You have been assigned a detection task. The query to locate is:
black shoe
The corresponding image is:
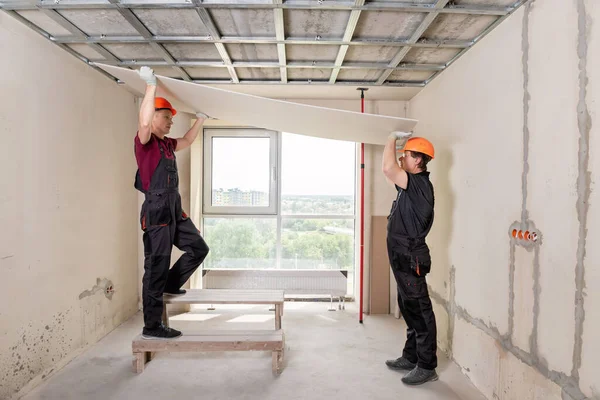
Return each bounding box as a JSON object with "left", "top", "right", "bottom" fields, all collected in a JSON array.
[
  {"left": 385, "top": 357, "right": 417, "bottom": 371},
  {"left": 142, "top": 324, "right": 182, "bottom": 340},
  {"left": 164, "top": 289, "right": 186, "bottom": 296},
  {"left": 401, "top": 366, "right": 439, "bottom": 385}
]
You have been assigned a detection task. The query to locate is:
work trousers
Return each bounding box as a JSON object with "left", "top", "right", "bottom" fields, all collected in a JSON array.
[
  {"left": 390, "top": 253, "right": 438, "bottom": 370},
  {"left": 141, "top": 191, "right": 209, "bottom": 329}
]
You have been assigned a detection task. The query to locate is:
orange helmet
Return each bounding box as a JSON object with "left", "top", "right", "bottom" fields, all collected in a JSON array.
[
  {"left": 400, "top": 137, "right": 434, "bottom": 159},
  {"left": 154, "top": 97, "right": 177, "bottom": 116}
]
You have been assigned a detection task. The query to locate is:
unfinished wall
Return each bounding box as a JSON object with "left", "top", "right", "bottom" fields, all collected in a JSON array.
[
  {"left": 408, "top": 0, "right": 598, "bottom": 399},
  {"left": 0, "top": 12, "right": 139, "bottom": 399}
]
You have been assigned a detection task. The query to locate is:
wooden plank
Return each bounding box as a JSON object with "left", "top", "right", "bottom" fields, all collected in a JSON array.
[
  {"left": 162, "top": 303, "right": 169, "bottom": 328},
  {"left": 133, "top": 352, "right": 146, "bottom": 373},
  {"left": 163, "top": 289, "right": 285, "bottom": 305},
  {"left": 132, "top": 331, "right": 284, "bottom": 353},
  {"left": 272, "top": 331, "right": 285, "bottom": 375},
  {"left": 275, "top": 304, "right": 282, "bottom": 330},
  {"left": 272, "top": 351, "right": 280, "bottom": 374}
]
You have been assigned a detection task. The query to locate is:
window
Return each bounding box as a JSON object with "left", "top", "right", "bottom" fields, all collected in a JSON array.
[
  {"left": 203, "top": 129, "right": 356, "bottom": 279},
  {"left": 280, "top": 133, "right": 356, "bottom": 272},
  {"left": 203, "top": 129, "right": 277, "bottom": 214}
]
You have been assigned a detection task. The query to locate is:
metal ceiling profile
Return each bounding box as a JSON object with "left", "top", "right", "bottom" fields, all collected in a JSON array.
[{"left": 1, "top": 0, "right": 529, "bottom": 88}]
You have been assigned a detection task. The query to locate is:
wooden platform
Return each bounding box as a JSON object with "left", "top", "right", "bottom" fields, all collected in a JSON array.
[
  {"left": 163, "top": 289, "right": 285, "bottom": 305},
  {"left": 132, "top": 330, "right": 285, "bottom": 374},
  {"left": 162, "top": 289, "right": 285, "bottom": 329},
  {"left": 133, "top": 289, "right": 288, "bottom": 375}
]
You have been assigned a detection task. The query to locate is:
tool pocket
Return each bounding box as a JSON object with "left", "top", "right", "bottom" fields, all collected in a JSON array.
[
  {"left": 400, "top": 271, "right": 428, "bottom": 299},
  {"left": 165, "top": 164, "right": 178, "bottom": 189},
  {"left": 143, "top": 196, "right": 171, "bottom": 228},
  {"left": 409, "top": 253, "right": 431, "bottom": 277}
]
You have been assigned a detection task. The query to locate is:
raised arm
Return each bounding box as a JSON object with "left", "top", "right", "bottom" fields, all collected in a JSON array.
[
  {"left": 175, "top": 112, "right": 209, "bottom": 152},
  {"left": 382, "top": 131, "right": 411, "bottom": 189},
  {"left": 137, "top": 66, "right": 157, "bottom": 145}
]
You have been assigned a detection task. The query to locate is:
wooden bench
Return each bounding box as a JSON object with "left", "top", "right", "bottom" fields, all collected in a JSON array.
[
  {"left": 162, "top": 289, "right": 285, "bottom": 330},
  {"left": 132, "top": 330, "right": 285, "bottom": 375}
]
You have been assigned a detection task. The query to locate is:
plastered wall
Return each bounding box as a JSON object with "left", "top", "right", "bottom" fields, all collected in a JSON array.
[
  {"left": 0, "top": 12, "right": 139, "bottom": 399},
  {"left": 408, "top": 1, "right": 598, "bottom": 399}
]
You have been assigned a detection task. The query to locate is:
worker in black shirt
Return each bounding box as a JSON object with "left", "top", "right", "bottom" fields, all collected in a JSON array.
[{"left": 382, "top": 131, "right": 437, "bottom": 385}]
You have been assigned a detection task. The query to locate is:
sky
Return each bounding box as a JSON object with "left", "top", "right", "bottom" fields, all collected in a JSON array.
[{"left": 211, "top": 132, "right": 356, "bottom": 196}]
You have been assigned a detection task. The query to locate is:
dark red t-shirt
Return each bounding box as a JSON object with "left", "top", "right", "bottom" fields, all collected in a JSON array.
[{"left": 134, "top": 133, "right": 178, "bottom": 192}]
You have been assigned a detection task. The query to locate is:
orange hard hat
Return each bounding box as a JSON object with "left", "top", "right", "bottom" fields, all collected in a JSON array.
[
  {"left": 400, "top": 137, "right": 435, "bottom": 159},
  {"left": 154, "top": 97, "right": 177, "bottom": 116}
]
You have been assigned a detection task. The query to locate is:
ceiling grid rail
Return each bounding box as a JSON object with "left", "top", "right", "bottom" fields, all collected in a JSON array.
[
  {"left": 424, "top": 0, "right": 531, "bottom": 86},
  {"left": 51, "top": 36, "right": 474, "bottom": 48},
  {"left": 1, "top": 1, "right": 512, "bottom": 15},
  {"left": 192, "top": 0, "right": 239, "bottom": 83},
  {"left": 0, "top": 0, "right": 531, "bottom": 86},
  {"left": 329, "top": 0, "right": 364, "bottom": 84},
  {"left": 94, "top": 60, "right": 446, "bottom": 71},
  {"left": 107, "top": 0, "right": 191, "bottom": 81},
  {"left": 273, "top": 0, "right": 287, "bottom": 83},
  {"left": 375, "top": 0, "right": 449, "bottom": 85},
  {"left": 1, "top": 8, "right": 121, "bottom": 83}
]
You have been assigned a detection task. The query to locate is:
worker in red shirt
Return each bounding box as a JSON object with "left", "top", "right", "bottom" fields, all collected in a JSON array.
[{"left": 135, "top": 66, "right": 210, "bottom": 340}]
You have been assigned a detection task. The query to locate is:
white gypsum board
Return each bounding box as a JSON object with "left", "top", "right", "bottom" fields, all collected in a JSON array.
[
  {"left": 97, "top": 64, "right": 195, "bottom": 115},
  {"left": 157, "top": 76, "right": 418, "bottom": 145},
  {"left": 97, "top": 64, "right": 418, "bottom": 145}
]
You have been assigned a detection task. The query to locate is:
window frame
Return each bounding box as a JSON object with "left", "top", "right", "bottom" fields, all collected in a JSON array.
[
  {"left": 203, "top": 128, "right": 279, "bottom": 215},
  {"left": 202, "top": 128, "right": 357, "bottom": 274}
]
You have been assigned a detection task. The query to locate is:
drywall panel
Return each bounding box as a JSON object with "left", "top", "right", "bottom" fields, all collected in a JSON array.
[
  {"left": 284, "top": 99, "right": 406, "bottom": 120},
  {"left": 97, "top": 64, "right": 418, "bottom": 145},
  {"left": 0, "top": 12, "right": 138, "bottom": 400},
  {"left": 527, "top": 0, "right": 579, "bottom": 375},
  {"left": 580, "top": 0, "right": 600, "bottom": 397}
]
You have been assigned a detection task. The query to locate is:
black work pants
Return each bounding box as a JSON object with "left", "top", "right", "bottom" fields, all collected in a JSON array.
[
  {"left": 141, "top": 194, "right": 209, "bottom": 329},
  {"left": 390, "top": 253, "right": 438, "bottom": 370}
]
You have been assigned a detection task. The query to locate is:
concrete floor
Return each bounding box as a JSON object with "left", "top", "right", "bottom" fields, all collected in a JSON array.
[{"left": 20, "top": 302, "right": 486, "bottom": 400}]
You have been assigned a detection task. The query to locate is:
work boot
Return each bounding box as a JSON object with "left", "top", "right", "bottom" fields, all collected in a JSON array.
[
  {"left": 142, "top": 324, "right": 182, "bottom": 340},
  {"left": 164, "top": 289, "right": 186, "bottom": 296},
  {"left": 401, "top": 366, "right": 439, "bottom": 385},
  {"left": 385, "top": 357, "right": 416, "bottom": 371}
]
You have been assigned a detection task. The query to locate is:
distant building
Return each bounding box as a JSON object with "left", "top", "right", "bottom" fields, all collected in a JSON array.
[{"left": 213, "top": 188, "right": 267, "bottom": 206}]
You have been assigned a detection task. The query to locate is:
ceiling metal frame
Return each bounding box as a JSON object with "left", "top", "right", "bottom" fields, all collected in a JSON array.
[
  {"left": 51, "top": 36, "right": 473, "bottom": 48},
  {"left": 0, "top": 1, "right": 514, "bottom": 14},
  {"left": 273, "top": 0, "right": 287, "bottom": 83},
  {"left": 1, "top": 0, "right": 530, "bottom": 87},
  {"left": 107, "top": 0, "right": 192, "bottom": 80}
]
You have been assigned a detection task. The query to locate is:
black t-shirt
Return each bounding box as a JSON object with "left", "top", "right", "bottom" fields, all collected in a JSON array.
[{"left": 387, "top": 171, "right": 434, "bottom": 240}]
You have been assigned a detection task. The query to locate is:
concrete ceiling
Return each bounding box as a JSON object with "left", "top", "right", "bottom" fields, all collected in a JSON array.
[{"left": 1, "top": 0, "right": 528, "bottom": 100}]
